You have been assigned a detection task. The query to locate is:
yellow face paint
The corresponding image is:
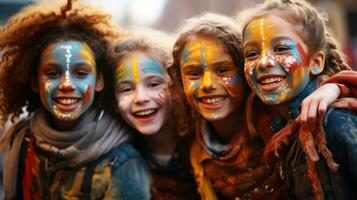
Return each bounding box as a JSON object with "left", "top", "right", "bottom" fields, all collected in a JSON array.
[
  {"left": 180, "top": 35, "right": 246, "bottom": 121},
  {"left": 131, "top": 56, "right": 141, "bottom": 84},
  {"left": 243, "top": 15, "right": 313, "bottom": 105}
]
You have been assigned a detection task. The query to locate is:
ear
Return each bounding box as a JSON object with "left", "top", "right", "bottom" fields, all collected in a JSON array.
[
  {"left": 309, "top": 51, "right": 325, "bottom": 75},
  {"left": 95, "top": 74, "right": 104, "bottom": 92},
  {"left": 31, "top": 75, "right": 39, "bottom": 93}
]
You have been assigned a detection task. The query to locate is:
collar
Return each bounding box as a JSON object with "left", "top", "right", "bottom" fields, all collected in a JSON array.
[{"left": 271, "top": 78, "right": 318, "bottom": 132}]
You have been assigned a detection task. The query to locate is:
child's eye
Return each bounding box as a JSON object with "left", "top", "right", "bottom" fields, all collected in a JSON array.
[
  {"left": 74, "top": 70, "right": 88, "bottom": 79},
  {"left": 245, "top": 50, "right": 259, "bottom": 60},
  {"left": 216, "top": 67, "right": 229, "bottom": 75},
  {"left": 148, "top": 81, "right": 162, "bottom": 88},
  {"left": 274, "top": 45, "right": 290, "bottom": 53},
  {"left": 119, "top": 87, "right": 132, "bottom": 93},
  {"left": 46, "top": 71, "right": 60, "bottom": 79},
  {"left": 186, "top": 70, "right": 202, "bottom": 79}
]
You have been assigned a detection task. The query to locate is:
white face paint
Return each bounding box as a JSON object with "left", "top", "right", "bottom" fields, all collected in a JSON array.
[{"left": 114, "top": 51, "right": 171, "bottom": 135}]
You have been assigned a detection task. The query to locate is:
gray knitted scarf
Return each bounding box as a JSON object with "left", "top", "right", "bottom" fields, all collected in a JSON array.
[{"left": 2, "top": 107, "right": 129, "bottom": 199}]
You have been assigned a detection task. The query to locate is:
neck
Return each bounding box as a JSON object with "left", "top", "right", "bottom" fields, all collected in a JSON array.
[
  {"left": 142, "top": 120, "right": 177, "bottom": 156},
  {"left": 271, "top": 103, "right": 290, "bottom": 121},
  {"left": 211, "top": 107, "right": 246, "bottom": 144}
]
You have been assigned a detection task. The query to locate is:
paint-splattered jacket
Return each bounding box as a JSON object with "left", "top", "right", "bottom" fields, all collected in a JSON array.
[
  {"left": 264, "top": 78, "right": 357, "bottom": 200},
  {"left": 190, "top": 119, "right": 286, "bottom": 200},
  {"left": 11, "top": 125, "right": 150, "bottom": 200}
]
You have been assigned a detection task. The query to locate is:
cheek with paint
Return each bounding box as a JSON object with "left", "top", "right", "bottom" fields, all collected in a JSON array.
[
  {"left": 183, "top": 79, "right": 200, "bottom": 106},
  {"left": 217, "top": 72, "right": 240, "bottom": 99},
  {"left": 39, "top": 79, "right": 56, "bottom": 109},
  {"left": 75, "top": 76, "right": 96, "bottom": 104}
]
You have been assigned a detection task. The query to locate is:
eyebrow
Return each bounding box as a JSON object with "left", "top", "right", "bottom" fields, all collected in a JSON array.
[
  {"left": 271, "top": 36, "right": 295, "bottom": 44},
  {"left": 243, "top": 40, "right": 259, "bottom": 50},
  {"left": 212, "top": 61, "right": 234, "bottom": 67},
  {"left": 182, "top": 63, "right": 204, "bottom": 71}
]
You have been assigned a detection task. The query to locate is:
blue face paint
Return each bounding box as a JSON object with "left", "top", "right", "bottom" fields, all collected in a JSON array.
[
  {"left": 141, "top": 59, "right": 165, "bottom": 75},
  {"left": 38, "top": 40, "right": 97, "bottom": 121}
]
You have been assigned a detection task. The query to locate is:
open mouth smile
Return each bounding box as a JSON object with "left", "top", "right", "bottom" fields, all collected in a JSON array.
[
  {"left": 53, "top": 97, "right": 81, "bottom": 111},
  {"left": 258, "top": 75, "right": 286, "bottom": 92},
  {"left": 132, "top": 108, "right": 159, "bottom": 123},
  {"left": 199, "top": 95, "right": 226, "bottom": 109}
]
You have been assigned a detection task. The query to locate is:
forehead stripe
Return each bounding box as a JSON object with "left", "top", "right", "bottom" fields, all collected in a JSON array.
[
  {"left": 131, "top": 56, "right": 140, "bottom": 84},
  {"left": 260, "top": 18, "right": 267, "bottom": 55}
]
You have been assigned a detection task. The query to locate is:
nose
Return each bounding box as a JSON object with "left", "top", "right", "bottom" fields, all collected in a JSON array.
[
  {"left": 200, "top": 70, "right": 217, "bottom": 92},
  {"left": 59, "top": 72, "right": 76, "bottom": 92},
  {"left": 133, "top": 86, "right": 150, "bottom": 105},
  {"left": 257, "top": 53, "right": 276, "bottom": 70}
]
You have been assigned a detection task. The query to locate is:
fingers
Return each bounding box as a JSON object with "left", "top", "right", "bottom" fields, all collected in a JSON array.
[
  {"left": 300, "top": 98, "right": 309, "bottom": 130},
  {"left": 317, "top": 101, "right": 328, "bottom": 122},
  {"left": 307, "top": 100, "right": 318, "bottom": 132}
]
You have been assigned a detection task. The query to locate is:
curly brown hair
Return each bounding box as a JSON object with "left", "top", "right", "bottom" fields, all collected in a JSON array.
[
  {"left": 0, "top": 0, "right": 125, "bottom": 126},
  {"left": 168, "top": 13, "right": 248, "bottom": 136}
]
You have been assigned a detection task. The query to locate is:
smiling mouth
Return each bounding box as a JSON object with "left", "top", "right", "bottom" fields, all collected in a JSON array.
[
  {"left": 53, "top": 97, "right": 81, "bottom": 111},
  {"left": 132, "top": 108, "right": 159, "bottom": 122},
  {"left": 199, "top": 96, "right": 226, "bottom": 109},
  {"left": 258, "top": 76, "right": 286, "bottom": 92}
]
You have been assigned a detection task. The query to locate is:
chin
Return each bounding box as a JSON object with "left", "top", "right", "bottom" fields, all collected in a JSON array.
[
  {"left": 136, "top": 126, "right": 161, "bottom": 135},
  {"left": 201, "top": 112, "right": 229, "bottom": 122}
]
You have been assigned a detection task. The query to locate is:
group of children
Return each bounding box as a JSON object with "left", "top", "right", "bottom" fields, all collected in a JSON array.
[{"left": 0, "top": 0, "right": 355, "bottom": 199}]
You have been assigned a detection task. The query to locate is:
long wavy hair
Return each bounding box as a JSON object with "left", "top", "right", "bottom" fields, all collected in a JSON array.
[
  {"left": 237, "top": 1, "right": 352, "bottom": 199},
  {"left": 168, "top": 13, "right": 248, "bottom": 136},
  {"left": 0, "top": 0, "right": 125, "bottom": 126}
]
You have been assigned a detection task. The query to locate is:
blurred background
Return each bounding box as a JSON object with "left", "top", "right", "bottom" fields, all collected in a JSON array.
[
  {"left": 0, "top": 0, "right": 356, "bottom": 197},
  {"left": 1, "top": 0, "right": 356, "bottom": 69}
]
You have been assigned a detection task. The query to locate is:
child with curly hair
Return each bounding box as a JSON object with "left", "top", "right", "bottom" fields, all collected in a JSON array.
[{"left": 0, "top": 0, "right": 150, "bottom": 199}]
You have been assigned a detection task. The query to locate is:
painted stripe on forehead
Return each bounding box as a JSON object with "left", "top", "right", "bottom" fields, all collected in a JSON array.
[
  {"left": 131, "top": 56, "right": 140, "bottom": 84},
  {"left": 260, "top": 18, "right": 267, "bottom": 55},
  {"left": 141, "top": 59, "right": 165, "bottom": 75},
  {"left": 115, "top": 63, "right": 126, "bottom": 83},
  {"left": 200, "top": 42, "right": 207, "bottom": 68},
  {"left": 80, "top": 43, "right": 96, "bottom": 67},
  {"left": 60, "top": 44, "right": 73, "bottom": 71}
]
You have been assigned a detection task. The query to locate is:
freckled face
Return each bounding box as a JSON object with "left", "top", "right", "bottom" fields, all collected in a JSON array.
[
  {"left": 243, "top": 15, "right": 313, "bottom": 105},
  {"left": 37, "top": 40, "right": 98, "bottom": 121},
  {"left": 115, "top": 52, "right": 170, "bottom": 135},
  {"left": 180, "top": 35, "right": 245, "bottom": 121}
]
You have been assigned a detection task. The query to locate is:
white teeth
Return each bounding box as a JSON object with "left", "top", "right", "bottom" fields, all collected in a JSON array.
[
  {"left": 135, "top": 109, "right": 156, "bottom": 116},
  {"left": 261, "top": 77, "right": 284, "bottom": 84},
  {"left": 202, "top": 97, "right": 224, "bottom": 104},
  {"left": 57, "top": 98, "right": 78, "bottom": 105}
]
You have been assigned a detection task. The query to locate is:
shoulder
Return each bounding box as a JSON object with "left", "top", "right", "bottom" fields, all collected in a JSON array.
[
  {"left": 109, "top": 143, "right": 145, "bottom": 166},
  {"left": 323, "top": 108, "right": 357, "bottom": 149},
  {"left": 323, "top": 108, "right": 356, "bottom": 135}
]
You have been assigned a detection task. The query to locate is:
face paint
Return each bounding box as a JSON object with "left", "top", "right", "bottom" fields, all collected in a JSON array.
[
  {"left": 180, "top": 35, "right": 246, "bottom": 121},
  {"left": 38, "top": 40, "right": 97, "bottom": 121},
  {"left": 243, "top": 15, "right": 312, "bottom": 105},
  {"left": 115, "top": 52, "right": 170, "bottom": 135}
]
